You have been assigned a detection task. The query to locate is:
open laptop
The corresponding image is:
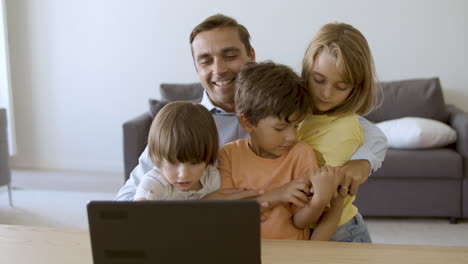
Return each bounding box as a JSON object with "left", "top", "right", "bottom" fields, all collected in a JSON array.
[{"left": 87, "top": 200, "right": 261, "bottom": 264}]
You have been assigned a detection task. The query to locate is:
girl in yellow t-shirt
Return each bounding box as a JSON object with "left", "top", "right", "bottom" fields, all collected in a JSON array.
[{"left": 298, "top": 23, "right": 379, "bottom": 242}]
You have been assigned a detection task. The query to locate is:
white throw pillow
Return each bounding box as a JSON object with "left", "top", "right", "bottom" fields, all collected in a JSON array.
[{"left": 376, "top": 117, "right": 457, "bottom": 149}]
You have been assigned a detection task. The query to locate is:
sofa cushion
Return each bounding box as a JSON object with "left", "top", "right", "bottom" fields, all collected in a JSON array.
[
  {"left": 376, "top": 117, "right": 457, "bottom": 149},
  {"left": 149, "top": 83, "right": 204, "bottom": 118},
  {"left": 365, "top": 78, "right": 450, "bottom": 124},
  {"left": 160, "top": 83, "right": 204, "bottom": 102},
  {"left": 148, "top": 99, "right": 169, "bottom": 118},
  {"left": 372, "top": 148, "right": 463, "bottom": 179}
]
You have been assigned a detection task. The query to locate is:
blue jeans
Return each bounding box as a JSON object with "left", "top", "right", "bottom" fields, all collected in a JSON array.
[{"left": 330, "top": 213, "right": 372, "bottom": 243}]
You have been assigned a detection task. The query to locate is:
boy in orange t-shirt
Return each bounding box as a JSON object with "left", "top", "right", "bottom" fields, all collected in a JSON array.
[{"left": 218, "top": 61, "right": 339, "bottom": 240}]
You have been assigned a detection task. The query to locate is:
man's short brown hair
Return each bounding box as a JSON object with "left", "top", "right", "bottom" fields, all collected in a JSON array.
[
  {"left": 148, "top": 101, "right": 219, "bottom": 166},
  {"left": 235, "top": 61, "right": 312, "bottom": 125},
  {"left": 190, "top": 14, "right": 252, "bottom": 54}
]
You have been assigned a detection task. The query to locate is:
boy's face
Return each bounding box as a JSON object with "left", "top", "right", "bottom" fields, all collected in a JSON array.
[
  {"left": 191, "top": 27, "right": 255, "bottom": 112},
  {"left": 242, "top": 114, "right": 302, "bottom": 159},
  {"left": 159, "top": 160, "right": 207, "bottom": 191}
]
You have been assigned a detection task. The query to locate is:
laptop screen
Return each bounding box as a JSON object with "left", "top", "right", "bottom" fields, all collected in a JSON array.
[{"left": 87, "top": 200, "right": 261, "bottom": 264}]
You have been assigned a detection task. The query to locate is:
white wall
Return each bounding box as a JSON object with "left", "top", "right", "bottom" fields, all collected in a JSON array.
[{"left": 6, "top": 0, "right": 468, "bottom": 173}]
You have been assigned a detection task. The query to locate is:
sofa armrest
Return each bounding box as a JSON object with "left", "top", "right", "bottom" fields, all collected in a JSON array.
[
  {"left": 447, "top": 104, "right": 468, "bottom": 158},
  {"left": 122, "top": 112, "right": 153, "bottom": 181},
  {"left": 0, "top": 108, "right": 11, "bottom": 186}
]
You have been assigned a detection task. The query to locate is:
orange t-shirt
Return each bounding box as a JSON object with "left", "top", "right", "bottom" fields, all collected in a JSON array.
[{"left": 218, "top": 139, "right": 318, "bottom": 240}]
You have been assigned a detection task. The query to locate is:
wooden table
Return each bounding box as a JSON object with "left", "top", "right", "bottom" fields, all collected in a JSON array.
[{"left": 1, "top": 224, "right": 467, "bottom": 264}]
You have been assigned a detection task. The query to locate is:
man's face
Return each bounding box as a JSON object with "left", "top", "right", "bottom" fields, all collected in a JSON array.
[{"left": 191, "top": 27, "right": 255, "bottom": 112}]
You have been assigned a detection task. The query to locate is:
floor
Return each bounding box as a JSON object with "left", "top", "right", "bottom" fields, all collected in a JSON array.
[{"left": 3, "top": 169, "right": 468, "bottom": 246}]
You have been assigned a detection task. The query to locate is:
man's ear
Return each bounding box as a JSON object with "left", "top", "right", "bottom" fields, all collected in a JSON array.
[
  {"left": 238, "top": 114, "right": 254, "bottom": 133},
  {"left": 191, "top": 47, "right": 200, "bottom": 73},
  {"left": 192, "top": 58, "right": 199, "bottom": 73},
  {"left": 248, "top": 48, "right": 256, "bottom": 62}
]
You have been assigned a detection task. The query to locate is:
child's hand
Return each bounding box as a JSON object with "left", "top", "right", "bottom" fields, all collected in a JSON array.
[
  {"left": 310, "top": 166, "right": 338, "bottom": 207},
  {"left": 275, "top": 178, "right": 312, "bottom": 207}
]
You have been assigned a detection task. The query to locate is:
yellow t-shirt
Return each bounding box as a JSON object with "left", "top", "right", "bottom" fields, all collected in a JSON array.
[
  {"left": 297, "top": 113, "right": 363, "bottom": 226},
  {"left": 218, "top": 139, "right": 318, "bottom": 240}
]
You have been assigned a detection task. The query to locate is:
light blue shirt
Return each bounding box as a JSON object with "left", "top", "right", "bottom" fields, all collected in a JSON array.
[{"left": 115, "top": 91, "right": 387, "bottom": 201}]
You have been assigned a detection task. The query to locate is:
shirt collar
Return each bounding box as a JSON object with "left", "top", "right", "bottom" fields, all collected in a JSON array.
[{"left": 200, "top": 90, "right": 228, "bottom": 114}]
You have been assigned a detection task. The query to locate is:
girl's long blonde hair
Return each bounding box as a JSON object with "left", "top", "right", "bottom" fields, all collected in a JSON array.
[{"left": 302, "top": 22, "right": 380, "bottom": 115}]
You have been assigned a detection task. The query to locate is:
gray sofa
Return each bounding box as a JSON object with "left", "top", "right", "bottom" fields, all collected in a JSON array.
[
  {"left": 123, "top": 78, "right": 468, "bottom": 222},
  {"left": 0, "top": 108, "right": 12, "bottom": 206},
  {"left": 354, "top": 78, "right": 468, "bottom": 223}
]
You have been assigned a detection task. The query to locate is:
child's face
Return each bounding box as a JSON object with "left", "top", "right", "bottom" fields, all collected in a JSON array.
[
  {"left": 308, "top": 52, "right": 353, "bottom": 113},
  {"left": 160, "top": 160, "right": 207, "bottom": 191},
  {"left": 247, "top": 115, "right": 301, "bottom": 159}
]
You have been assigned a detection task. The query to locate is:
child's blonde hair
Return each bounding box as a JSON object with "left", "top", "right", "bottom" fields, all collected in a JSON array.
[
  {"left": 148, "top": 101, "right": 219, "bottom": 166},
  {"left": 302, "top": 22, "right": 379, "bottom": 115}
]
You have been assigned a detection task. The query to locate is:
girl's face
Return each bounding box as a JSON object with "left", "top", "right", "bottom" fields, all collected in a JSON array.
[
  {"left": 160, "top": 160, "right": 207, "bottom": 191},
  {"left": 308, "top": 52, "right": 353, "bottom": 113}
]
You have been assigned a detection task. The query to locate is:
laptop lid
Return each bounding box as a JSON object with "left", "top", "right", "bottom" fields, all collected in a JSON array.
[{"left": 87, "top": 200, "right": 261, "bottom": 264}]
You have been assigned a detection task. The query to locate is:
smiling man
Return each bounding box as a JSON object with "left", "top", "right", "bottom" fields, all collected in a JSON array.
[
  {"left": 115, "top": 14, "right": 387, "bottom": 203},
  {"left": 191, "top": 26, "right": 255, "bottom": 112}
]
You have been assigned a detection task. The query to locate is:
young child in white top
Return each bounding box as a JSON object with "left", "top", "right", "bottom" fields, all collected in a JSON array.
[{"left": 134, "top": 101, "right": 220, "bottom": 201}]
